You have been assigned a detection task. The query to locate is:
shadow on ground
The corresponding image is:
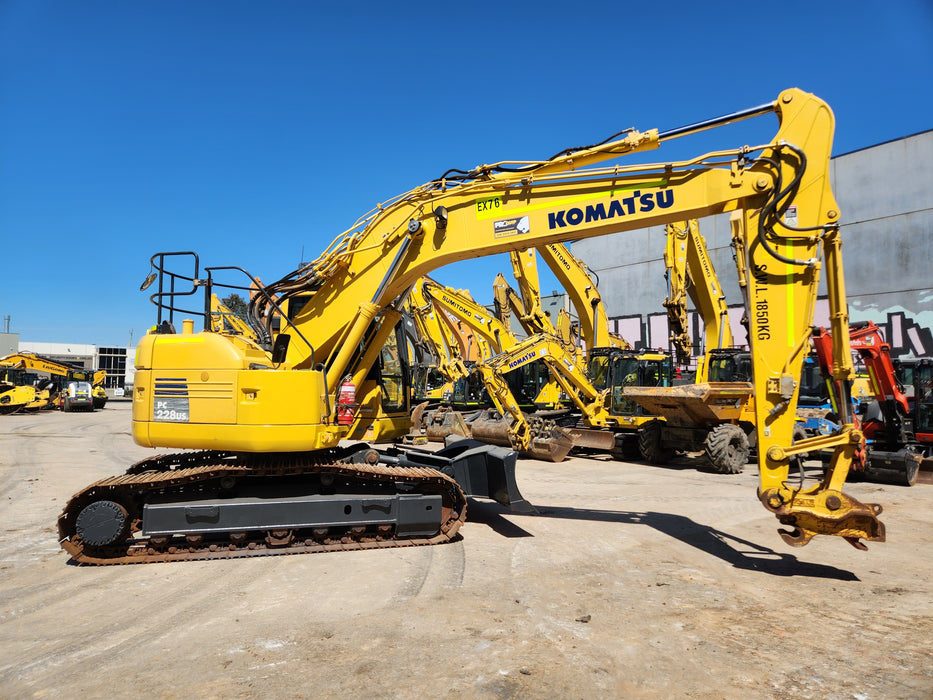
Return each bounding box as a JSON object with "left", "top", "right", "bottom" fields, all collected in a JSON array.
[{"left": 467, "top": 500, "right": 859, "bottom": 581}]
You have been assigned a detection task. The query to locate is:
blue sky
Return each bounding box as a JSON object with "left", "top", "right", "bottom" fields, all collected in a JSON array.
[{"left": 2, "top": 0, "right": 931, "bottom": 347}]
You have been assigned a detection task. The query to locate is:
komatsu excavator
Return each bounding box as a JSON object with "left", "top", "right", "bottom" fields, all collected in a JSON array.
[
  {"left": 421, "top": 278, "right": 560, "bottom": 410},
  {"left": 467, "top": 244, "right": 665, "bottom": 461},
  {"left": 58, "top": 89, "right": 885, "bottom": 564},
  {"left": 411, "top": 276, "right": 571, "bottom": 451}
]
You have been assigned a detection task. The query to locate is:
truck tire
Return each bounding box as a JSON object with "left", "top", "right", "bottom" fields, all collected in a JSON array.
[
  {"left": 638, "top": 421, "right": 673, "bottom": 464},
  {"left": 704, "top": 423, "right": 748, "bottom": 474},
  {"left": 611, "top": 434, "right": 641, "bottom": 461}
]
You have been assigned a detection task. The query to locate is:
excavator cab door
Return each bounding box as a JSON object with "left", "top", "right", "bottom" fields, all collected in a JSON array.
[{"left": 378, "top": 323, "right": 410, "bottom": 414}]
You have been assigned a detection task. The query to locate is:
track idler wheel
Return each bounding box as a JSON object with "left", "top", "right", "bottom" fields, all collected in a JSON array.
[{"left": 74, "top": 500, "right": 131, "bottom": 547}]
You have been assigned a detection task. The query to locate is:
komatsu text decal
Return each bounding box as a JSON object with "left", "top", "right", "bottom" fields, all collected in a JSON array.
[
  {"left": 548, "top": 189, "right": 675, "bottom": 229},
  {"left": 508, "top": 349, "right": 540, "bottom": 370}
]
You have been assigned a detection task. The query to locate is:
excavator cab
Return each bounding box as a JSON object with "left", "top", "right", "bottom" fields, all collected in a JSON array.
[
  {"left": 375, "top": 325, "right": 409, "bottom": 415},
  {"left": 610, "top": 352, "right": 673, "bottom": 416},
  {"left": 411, "top": 364, "right": 449, "bottom": 404},
  {"left": 706, "top": 349, "right": 752, "bottom": 383},
  {"left": 448, "top": 362, "right": 548, "bottom": 411},
  {"left": 798, "top": 354, "right": 829, "bottom": 407},
  {"left": 586, "top": 348, "right": 672, "bottom": 417}
]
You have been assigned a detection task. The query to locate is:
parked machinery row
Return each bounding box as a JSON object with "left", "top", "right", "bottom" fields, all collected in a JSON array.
[{"left": 0, "top": 352, "right": 107, "bottom": 413}]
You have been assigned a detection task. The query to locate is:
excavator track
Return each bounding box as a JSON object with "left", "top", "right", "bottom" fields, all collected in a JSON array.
[{"left": 58, "top": 450, "right": 467, "bottom": 565}]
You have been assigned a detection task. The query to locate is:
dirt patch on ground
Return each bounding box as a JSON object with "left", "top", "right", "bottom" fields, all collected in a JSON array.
[{"left": 1, "top": 403, "right": 930, "bottom": 698}]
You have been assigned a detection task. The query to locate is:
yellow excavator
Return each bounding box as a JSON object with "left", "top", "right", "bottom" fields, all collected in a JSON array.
[
  {"left": 406, "top": 278, "right": 471, "bottom": 404},
  {"left": 411, "top": 277, "right": 569, "bottom": 449},
  {"left": 0, "top": 352, "right": 107, "bottom": 410},
  {"left": 58, "top": 89, "right": 885, "bottom": 564},
  {"left": 463, "top": 243, "right": 665, "bottom": 461},
  {"left": 0, "top": 365, "right": 55, "bottom": 413},
  {"left": 421, "top": 278, "right": 561, "bottom": 410}
]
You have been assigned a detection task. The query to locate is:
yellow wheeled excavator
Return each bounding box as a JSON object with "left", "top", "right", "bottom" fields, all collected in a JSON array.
[
  {"left": 623, "top": 217, "right": 763, "bottom": 473},
  {"left": 58, "top": 88, "right": 885, "bottom": 565}
]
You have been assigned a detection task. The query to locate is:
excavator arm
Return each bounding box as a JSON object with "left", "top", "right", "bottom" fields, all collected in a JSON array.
[
  {"left": 133, "top": 88, "right": 883, "bottom": 549},
  {"left": 849, "top": 321, "right": 912, "bottom": 418},
  {"left": 537, "top": 243, "right": 629, "bottom": 351},
  {"left": 422, "top": 277, "right": 563, "bottom": 410},
  {"left": 495, "top": 253, "right": 580, "bottom": 361},
  {"left": 662, "top": 219, "right": 734, "bottom": 373},
  {"left": 662, "top": 221, "right": 694, "bottom": 366},
  {"left": 408, "top": 279, "right": 471, "bottom": 382},
  {"left": 422, "top": 279, "right": 515, "bottom": 354}
]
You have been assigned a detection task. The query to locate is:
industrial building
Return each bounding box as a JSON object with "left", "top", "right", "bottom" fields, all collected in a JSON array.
[{"left": 0, "top": 332, "right": 134, "bottom": 393}]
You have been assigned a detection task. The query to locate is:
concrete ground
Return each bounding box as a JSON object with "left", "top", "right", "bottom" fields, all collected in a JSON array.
[{"left": 1, "top": 402, "right": 930, "bottom": 699}]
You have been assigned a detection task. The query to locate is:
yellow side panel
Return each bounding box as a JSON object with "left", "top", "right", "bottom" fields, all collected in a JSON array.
[
  {"left": 236, "top": 370, "right": 325, "bottom": 425},
  {"left": 133, "top": 367, "right": 337, "bottom": 452}
]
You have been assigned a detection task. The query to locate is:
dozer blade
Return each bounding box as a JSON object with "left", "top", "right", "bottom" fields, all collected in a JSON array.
[
  {"left": 864, "top": 448, "right": 922, "bottom": 486},
  {"left": 437, "top": 437, "right": 533, "bottom": 513}
]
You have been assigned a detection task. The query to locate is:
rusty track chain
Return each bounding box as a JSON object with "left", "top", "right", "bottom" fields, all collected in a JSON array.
[{"left": 58, "top": 450, "right": 467, "bottom": 565}]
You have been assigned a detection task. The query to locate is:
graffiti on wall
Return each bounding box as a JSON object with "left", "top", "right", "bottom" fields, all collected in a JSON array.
[{"left": 610, "top": 298, "right": 933, "bottom": 362}]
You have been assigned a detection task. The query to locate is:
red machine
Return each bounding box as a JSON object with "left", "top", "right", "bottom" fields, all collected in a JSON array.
[{"left": 811, "top": 322, "right": 925, "bottom": 485}]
